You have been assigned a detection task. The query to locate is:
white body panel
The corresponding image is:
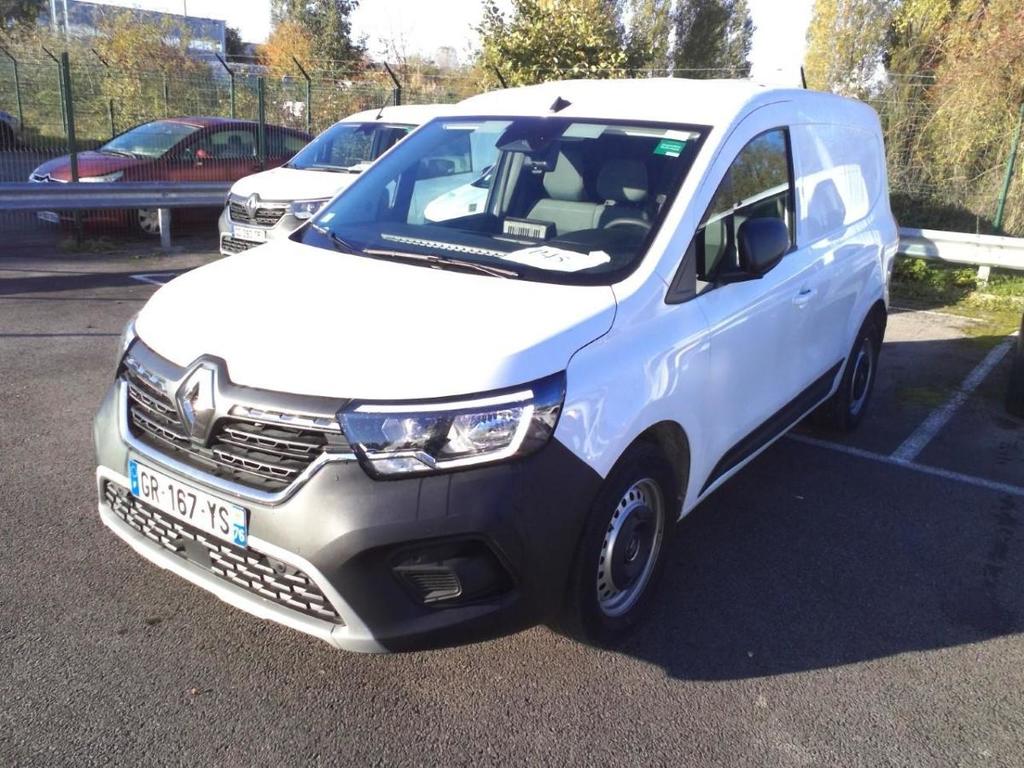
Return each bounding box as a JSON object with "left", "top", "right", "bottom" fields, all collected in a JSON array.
[
  {"left": 228, "top": 165, "right": 360, "bottom": 201},
  {"left": 143, "top": 79, "right": 898, "bottom": 516}
]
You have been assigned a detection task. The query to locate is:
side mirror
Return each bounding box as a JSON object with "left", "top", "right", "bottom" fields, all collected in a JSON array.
[
  {"left": 195, "top": 148, "right": 210, "bottom": 162},
  {"left": 737, "top": 217, "right": 790, "bottom": 277}
]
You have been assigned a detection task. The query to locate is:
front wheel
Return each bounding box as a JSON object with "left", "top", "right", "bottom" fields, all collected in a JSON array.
[
  {"left": 561, "top": 443, "right": 677, "bottom": 645},
  {"left": 133, "top": 208, "right": 162, "bottom": 237}
]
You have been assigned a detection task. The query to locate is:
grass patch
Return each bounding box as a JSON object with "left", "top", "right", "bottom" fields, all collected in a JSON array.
[{"left": 891, "top": 257, "right": 1023, "bottom": 341}]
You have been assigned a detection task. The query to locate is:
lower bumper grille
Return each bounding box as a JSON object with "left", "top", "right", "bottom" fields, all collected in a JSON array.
[
  {"left": 104, "top": 480, "right": 342, "bottom": 623},
  {"left": 220, "top": 235, "right": 261, "bottom": 254}
]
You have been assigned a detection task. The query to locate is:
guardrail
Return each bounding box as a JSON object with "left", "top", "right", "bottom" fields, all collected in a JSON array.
[
  {"left": 897, "top": 227, "right": 1024, "bottom": 274},
  {"left": 0, "top": 181, "right": 231, "bottom": 249}
]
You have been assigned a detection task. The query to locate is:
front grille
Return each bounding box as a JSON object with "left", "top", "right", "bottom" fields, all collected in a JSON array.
[
  {"left": 104, "top": 481, "right": 342, "bottom": 623},
  {"left": 229, "top": 201, "right": 286, "bottom": 227},
  {"left": 122, "top": 354, "right": 350, "bottom": 493},
  {"left": 220, "top": 235, "right": 260, "bottom": 254}
]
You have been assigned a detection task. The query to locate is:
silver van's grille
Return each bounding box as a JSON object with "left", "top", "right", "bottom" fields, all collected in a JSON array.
[
  {"left": 104, "top": 481, "right": 342, "bottom": 623},
  {"left": 121, "top": 353, "right": 349, "bottom": 493},
  {"left": 229, "top": 201, "right": 286, "bottom": 227}
]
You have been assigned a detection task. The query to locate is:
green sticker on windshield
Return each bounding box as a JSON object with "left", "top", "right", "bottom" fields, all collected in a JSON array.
[{"left": 653, "top": 138, "right": 686, "bottom": 158}]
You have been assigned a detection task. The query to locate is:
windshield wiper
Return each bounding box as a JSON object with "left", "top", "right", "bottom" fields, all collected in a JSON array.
[
  {"left": 311, "top": 223, "right": 362, "bottom": 254},
  {"left": 362, "top": 248, "right": 519, "bottom": 279},
  {"left": 101, "top": 149, "right": 136, "bottom": 158}
]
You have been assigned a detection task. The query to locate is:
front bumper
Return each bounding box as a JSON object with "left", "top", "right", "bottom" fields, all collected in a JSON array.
[
  {"left": 93, "top": 379, "right": 601, "bottom": 652},
  {"left": 218, "top": 204, "right": 304, "bottom": 255}
]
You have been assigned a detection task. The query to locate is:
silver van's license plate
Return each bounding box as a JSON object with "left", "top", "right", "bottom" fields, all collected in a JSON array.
[
  {"left": 233, "top": 225, "right": 266, "bottom": 242},
  {"left": 129, "top": 459, "right": 248, "bottom": 547}
]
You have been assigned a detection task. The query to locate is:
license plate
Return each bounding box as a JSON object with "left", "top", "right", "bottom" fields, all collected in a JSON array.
[
  {"left": 129, "top": 460, "right": 248, "bottom": 547},
  {"left": 233, "top": 225, "right": 267, "bottom": 242},
  {"left": 37, "top": 211, "right": 60, "bottom": 223}
]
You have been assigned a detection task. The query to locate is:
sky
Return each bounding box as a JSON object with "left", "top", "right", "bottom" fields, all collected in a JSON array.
[{"left": 92, "top": 0, "right": 814, "bottom": 86}]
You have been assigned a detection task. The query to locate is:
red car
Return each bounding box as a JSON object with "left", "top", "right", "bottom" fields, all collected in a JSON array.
[{"left": 29, "top": 116, "right": 312, "bottom": 235}]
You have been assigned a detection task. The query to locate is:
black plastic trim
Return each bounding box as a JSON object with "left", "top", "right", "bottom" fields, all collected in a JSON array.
[{"left": 700, "top": 359, "right": 844, "bottom": 494}]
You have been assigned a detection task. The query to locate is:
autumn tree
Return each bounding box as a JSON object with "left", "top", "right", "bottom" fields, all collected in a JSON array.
[
  {"left": 271, "top": 0, "right": 363, "bottom": 66},
  {"left": 674, "top": 0, "right": 753, "bottom": 77},
  {"left": 804, "top": 0, "right": 892, "bottom": 96},
  {"left": 476, "top": 0, "right": 628, "bottom": 86}
]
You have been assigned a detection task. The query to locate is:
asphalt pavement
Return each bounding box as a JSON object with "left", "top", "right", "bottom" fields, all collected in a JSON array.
[{"left": 1, "top": 251, "right": 1022, "bottom": 767}]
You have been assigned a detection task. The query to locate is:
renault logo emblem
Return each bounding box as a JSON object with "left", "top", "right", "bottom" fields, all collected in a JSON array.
[
  {"left": 177, "top": 366, "right": 216, "bottom": 445},
  {"left": 244, "top": 193, "right": 259, "bottom": 219}
]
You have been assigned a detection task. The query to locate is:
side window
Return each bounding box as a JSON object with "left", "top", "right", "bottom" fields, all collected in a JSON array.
[
  {"left": 268, "top": 130, "right": 308, "bottom": 158},
  {"left": 202, "top": 129, "right": 256, "bottom": 160},
  {"left": 695, "top": 129, "right": 793, "bottom": 283}
]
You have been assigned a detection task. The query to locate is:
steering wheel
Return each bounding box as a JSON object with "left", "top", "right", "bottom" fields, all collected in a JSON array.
[{"left": 604, "top": 218, "right": 652, "bottom": 233}]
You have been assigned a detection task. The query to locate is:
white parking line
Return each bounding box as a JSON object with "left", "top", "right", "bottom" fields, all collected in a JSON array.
[
  {"left": 789, "top": 433, "right": 1024, "bottom": 499},
  {"left": 890, "top": 337, "right": 1017, "bottom": 462},
  {"left": 131, "top": 273, "right": 177, "bottom": 286}
]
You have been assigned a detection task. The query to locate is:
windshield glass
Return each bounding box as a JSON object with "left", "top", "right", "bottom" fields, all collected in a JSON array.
[
  {"left": 288, "top": 121, "right": 413, "bottom": 171},
  {"left": 101, "top": 120, "right": 199, "bottom": 158},
  {"left": 301, "top": 116, "right": 706, "bottom": 284}
]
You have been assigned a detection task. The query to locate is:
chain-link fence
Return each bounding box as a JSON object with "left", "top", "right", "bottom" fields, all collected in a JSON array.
[{"left": 0, "top": 53, "right": 1021, "bottom": 244}]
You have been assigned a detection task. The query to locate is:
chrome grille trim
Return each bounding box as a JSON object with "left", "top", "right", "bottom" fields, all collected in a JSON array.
[
  {"left": 229, "top": 199, "right": 287, "bottom": 227},
  {"left": 103, "top": 480, "right": 343, "bottom": 623},
  {"left": 118, "top": 342, "right": 357, "bottom": 504}
]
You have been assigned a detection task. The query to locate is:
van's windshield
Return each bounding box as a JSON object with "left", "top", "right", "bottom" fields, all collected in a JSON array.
[
  {"left": 286, "top": 122, "right": 413, "bottom": 172},
  {"left": 299, "top": 116, "right": 707, "bottom": 285}
]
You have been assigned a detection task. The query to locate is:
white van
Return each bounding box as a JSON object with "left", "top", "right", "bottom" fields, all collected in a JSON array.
[
  {"left": 95, "top": 79, "right": 898, "bottom": 652},
  {"left": 218, "top": 104, "right": 449, "bottom": 255}
]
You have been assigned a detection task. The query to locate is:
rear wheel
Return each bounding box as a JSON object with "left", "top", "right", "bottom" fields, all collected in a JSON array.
[
  {"left": 812, "top": 314, "right": 882, "bottom": 432},
  {"left": 561, "top": 443, "right": 677, "bottom": 645}
]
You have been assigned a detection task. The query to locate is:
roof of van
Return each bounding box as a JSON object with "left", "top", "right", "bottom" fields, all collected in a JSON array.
[
  {"left": 339, "top": 103, "right": 452, "bottom": 126},
  {"left": 452, "top": 78, "right": 873, "bottom": 128}
]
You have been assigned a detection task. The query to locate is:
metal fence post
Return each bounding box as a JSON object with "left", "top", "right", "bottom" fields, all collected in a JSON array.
[
  {"left": 108, "top": 98, "right": 116, "bottom": 138},
  {"left": 162, "top": 74, "right": 170, "bottom": 115},
  {"left": 256, "top": 76, "right": 266, "bottom": 170},
  {"left": 0, "top": 46, "right": 24, "bottom": 129},
  {"left": 383, "top": 62, "right": 401, "bottom": 106},
  {"left": 215, "top": 54, "right": 235, "bottom": 119},
  {"left": 292, "top": 55, "right": 312, "bottom": 134},
  {"left": 59, "top": 53, "right": 78, "bottom": 183},
  {"left": 994, "top": 103, "right": 1024, "bottom": 234}
]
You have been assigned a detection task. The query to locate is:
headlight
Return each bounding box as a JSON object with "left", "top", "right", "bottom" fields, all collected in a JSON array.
[
  {"left": 340, "top": 373, "right": 565, "bottom": 477},
  {"left": 80, "top": 171, "right": 124, "bottom": 183},
  {"left": 117, "top": 314, "right": 138, "bottom": 364},
  {"left": 290, "top": 198, "right": 329, "bottom": 220}
]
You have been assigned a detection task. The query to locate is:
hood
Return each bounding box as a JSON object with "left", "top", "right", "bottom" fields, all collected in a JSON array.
[
  {"left": 229, "top": 166, "right": 360, "bottom": 202},
  {"left": 30, "top": 151, "right": 145, "bottom": 181},
  {"left": 136, "top": 241, "right": 617, "bottom": 400}
]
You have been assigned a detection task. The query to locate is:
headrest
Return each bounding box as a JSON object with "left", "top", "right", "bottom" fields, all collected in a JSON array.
[
  {"left": 542, "top": 151, "right": 587, "bottom": 202},
  {"left": 597, "top": 159, "right": 648, "bottom": 204}
]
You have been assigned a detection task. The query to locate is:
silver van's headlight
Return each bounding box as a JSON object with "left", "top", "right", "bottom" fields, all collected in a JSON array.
[
  {"left": 340, "top": 373, "right": 565, "bottom": 477},
  {"left": 290, "top": 199, "right": 329, "bottom": 220},
  {"left": 117, "top": 314, "right": 138, "bottom": 362}
]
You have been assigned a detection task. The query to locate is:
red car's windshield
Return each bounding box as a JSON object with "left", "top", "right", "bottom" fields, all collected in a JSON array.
[{"left": 101, "top": 121, "right": 200, "bottom": 159}]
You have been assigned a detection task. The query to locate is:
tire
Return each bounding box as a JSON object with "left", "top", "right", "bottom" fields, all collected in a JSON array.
[
  {"left": 812, "top": 313, "right": 883, "bottom": 432},
  {"left": 133, "top": 208, "right": 162, "bottom": 237},
  {"left": 1006, "top": 312, "right": 1024, "bottom": 418},
  {"left": 561, "top": 442, "right": 678, "bottom": 645}
]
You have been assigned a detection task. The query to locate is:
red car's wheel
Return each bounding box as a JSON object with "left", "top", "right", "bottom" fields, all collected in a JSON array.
[{"left": 133, "top": 208, "right": 161, "bottom": 237}]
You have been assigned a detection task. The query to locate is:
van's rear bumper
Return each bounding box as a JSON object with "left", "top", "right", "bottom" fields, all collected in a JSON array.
[{"left": 93, "top": 382, "right": 601, "bottom": 652}]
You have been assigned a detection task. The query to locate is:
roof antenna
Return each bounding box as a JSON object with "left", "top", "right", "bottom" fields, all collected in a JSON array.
[
  {"left": 800, "top": 66, "right": 808, "bottom": 89},
  {"left": 550, "top": 96, "right": 571, "bottom": 113}
]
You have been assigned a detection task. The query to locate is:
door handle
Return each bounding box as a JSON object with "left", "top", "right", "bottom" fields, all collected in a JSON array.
[{"left": 793, "top": 287, "right": 816, "bottom": 307}]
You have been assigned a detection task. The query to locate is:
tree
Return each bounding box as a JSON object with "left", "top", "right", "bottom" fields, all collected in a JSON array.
[
  {"left": 804, "top": 0, "right": 892, "bottom": 96},
  {"left": 260, "top": 17, "right": 315, "bottom": 71},
  {"left": 271, "top": 0, "right": 363, "bottom": 66},
  {"left": 1, "top": 0, "right": 45, "bottom": 30},
  {"left": 476, "top": 0, "right": 628, "bottom": 86},
  {"left": 224, "top": 25, "right": 246, "bottom": 60},
  {"left": 674, "top": 0, "right": 753, "bottom": 77},
  {"left": 624, "top": 0, "right": 674, "bottom": 72}
]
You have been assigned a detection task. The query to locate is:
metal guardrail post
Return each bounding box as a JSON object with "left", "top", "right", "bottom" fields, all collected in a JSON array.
[
  {"left": 256, "top": 76, "right": 266, "bottom": 170},
  {"left": 158, "top": 208, "right": 172, "bottom": 251},
  {"left": 292, "top": 55, "right": 312, "bottom": 134},
  {"left": 994, "top": 103, "right": 1024, "bottom": 235},
  {"left": 214, "top": 54, "right": 235, "bottom": 119},
  {"left": 383, "top": 62, "right": 401, "bottom": 107},
  {"left": 0, "top": 46, "right": 24, "bottom": 129}
]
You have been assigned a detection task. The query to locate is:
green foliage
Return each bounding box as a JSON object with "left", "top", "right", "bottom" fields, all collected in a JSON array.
[
  {"left": 476, "top": 0, "right": 628, "bottom": 86},
  {"left": 224, "top": 26, "right": 246, "bottom": 60},
  {"left": 674, "top": 0, "right": 753, "bottom": 77},
  {"left": 271, "top": 0, "right": 363, "bottom": 66},
  {"left": 1, "top": 0, "right": 45, "bottom": 29},
  {"left": 624, "top": 0, "right": 673, "bottom": 71},
  {"left": 804, "top": 0, "right": 891, "bottom": 96}
]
